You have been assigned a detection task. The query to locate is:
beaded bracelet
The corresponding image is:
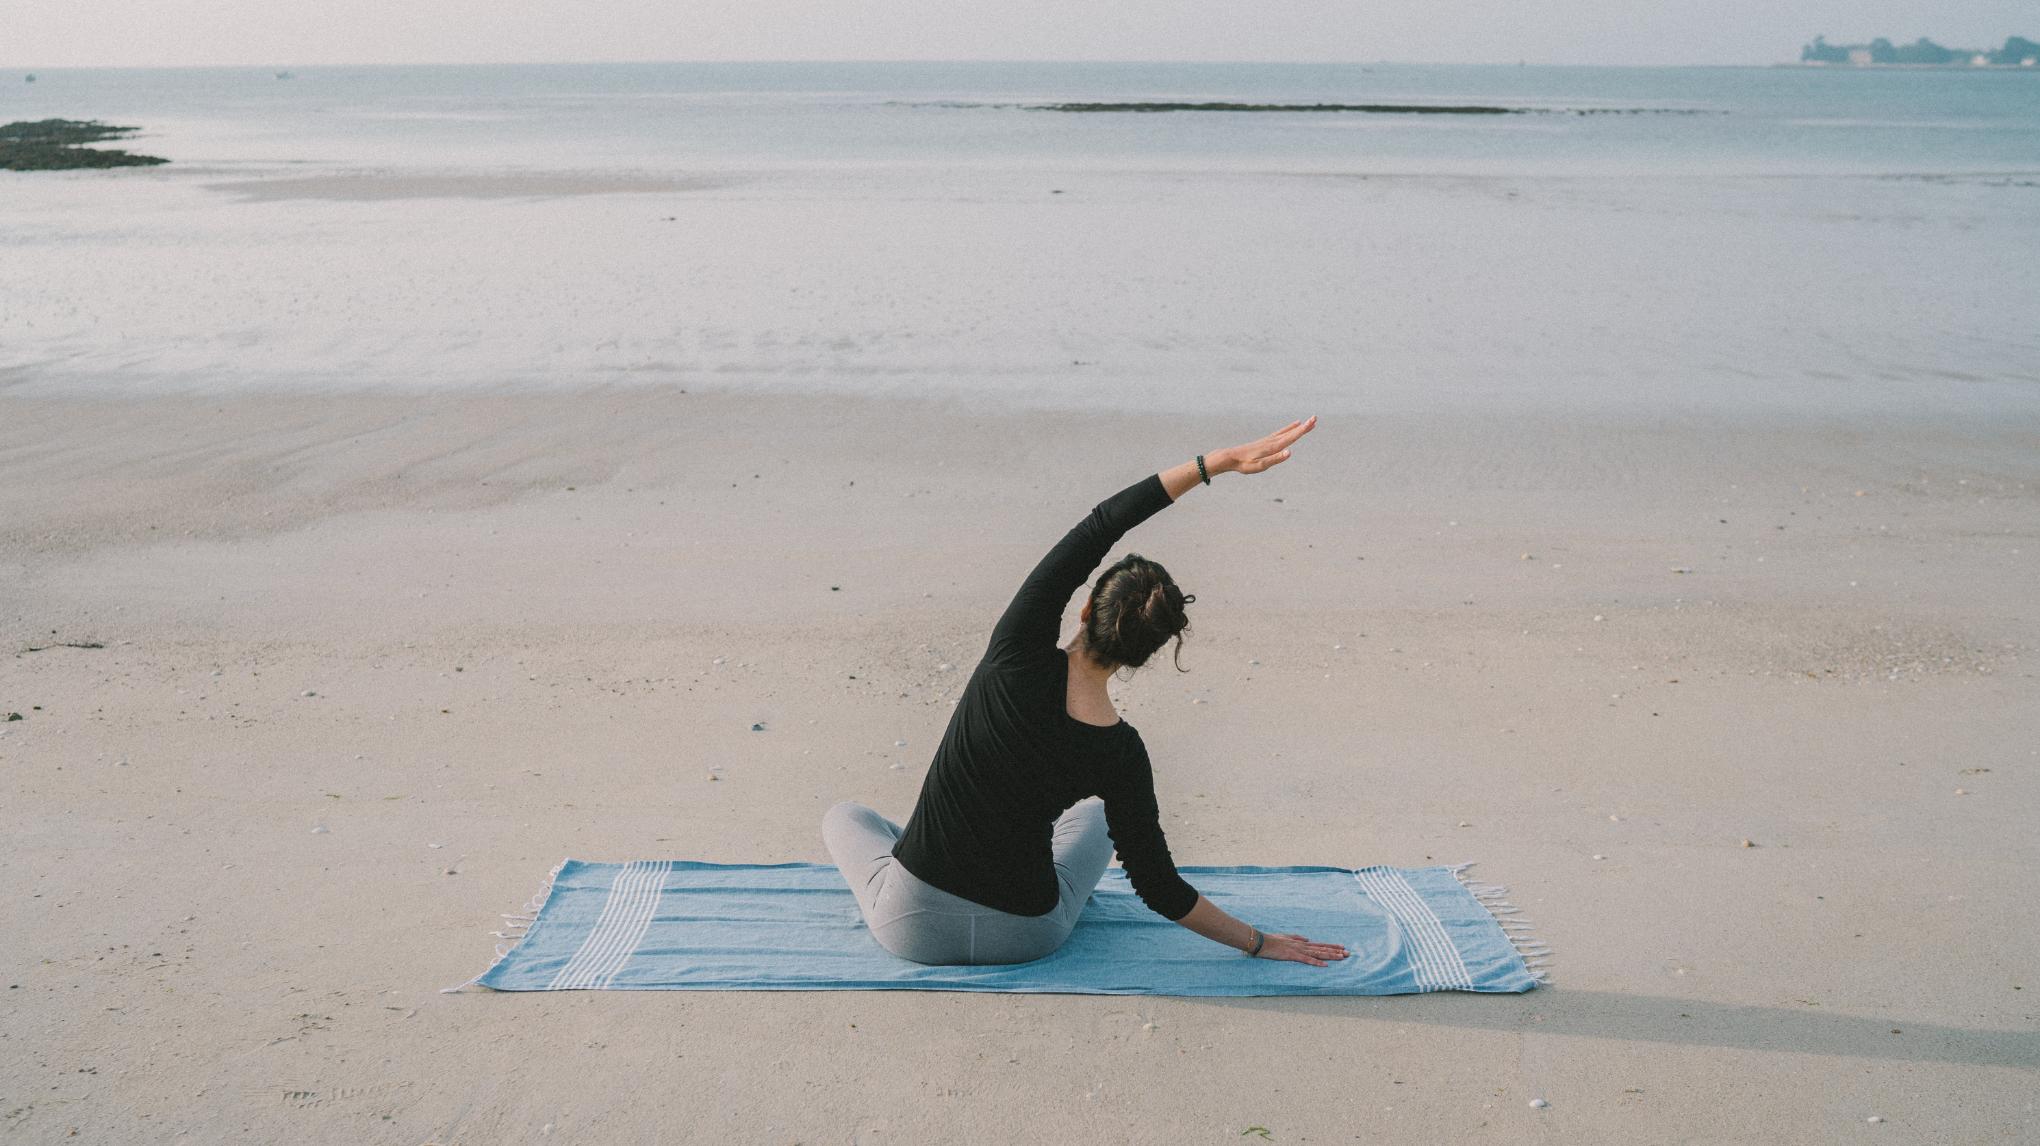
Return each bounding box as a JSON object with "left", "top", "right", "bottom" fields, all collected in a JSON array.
[
  {"left": 1245, "top": 926, "right": 1265, "bottom": 957},
  {"left": 1196, "top": 454, "right": 1210, "bottom": 485}
]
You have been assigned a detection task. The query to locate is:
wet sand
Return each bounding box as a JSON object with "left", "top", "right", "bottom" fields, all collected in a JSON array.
[{"left": 202, "top": 172, "right": 732, "bottom": 202}]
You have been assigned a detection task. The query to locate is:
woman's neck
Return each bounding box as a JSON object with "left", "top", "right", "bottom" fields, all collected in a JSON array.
[{"left": 1064, "top": 634, "right": 1116, "bottom": 687}]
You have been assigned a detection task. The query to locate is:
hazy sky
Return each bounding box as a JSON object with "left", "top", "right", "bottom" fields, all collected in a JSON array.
[{"left": 7, "top": 1, "right": 2036, "bottom": 69}]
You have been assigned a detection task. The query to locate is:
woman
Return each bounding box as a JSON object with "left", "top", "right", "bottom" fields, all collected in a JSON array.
[{"left": 822, "top": 415, "right": 1348, "bottom": 969}]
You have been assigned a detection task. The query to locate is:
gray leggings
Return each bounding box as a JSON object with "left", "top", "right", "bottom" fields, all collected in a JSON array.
[{"left": 821, "top": 798, "right": 1114, "bottom": 965}]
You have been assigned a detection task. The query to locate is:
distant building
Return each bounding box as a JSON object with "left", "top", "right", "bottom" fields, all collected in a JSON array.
[{"left": 1800, "top": 33, "right": 2038, "bottom": 67}]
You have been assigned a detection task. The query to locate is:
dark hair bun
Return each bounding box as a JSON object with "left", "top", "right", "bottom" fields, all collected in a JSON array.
[{"left": 1083, "top": 553, "right": 1194, "bottom": 672}]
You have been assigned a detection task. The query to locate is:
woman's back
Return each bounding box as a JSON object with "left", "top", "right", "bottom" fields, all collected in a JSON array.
[{"left": 888, "top": 473, "right": 1200, "bottom": 922}]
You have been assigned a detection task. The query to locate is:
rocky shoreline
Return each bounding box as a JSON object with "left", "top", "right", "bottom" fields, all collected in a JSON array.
[{"left": 0, "top": 119, "right": 167, "bottom": 171}]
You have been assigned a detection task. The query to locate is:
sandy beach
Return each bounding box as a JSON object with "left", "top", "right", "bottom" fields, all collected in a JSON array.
[
  {"left": 3, "top": 383, "right": 2035, "bottom": 1142},
  {"left": 4, "top": 61, "right": 2039, "bottom": 1144}
]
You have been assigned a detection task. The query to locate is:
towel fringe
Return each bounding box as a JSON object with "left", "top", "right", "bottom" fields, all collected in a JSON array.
[
  {"left": 441, "top": 856, "right": 569, "bottom": 994},
  {"left": 1450, "top": 860, "right": 1554, "bottom": 989}
]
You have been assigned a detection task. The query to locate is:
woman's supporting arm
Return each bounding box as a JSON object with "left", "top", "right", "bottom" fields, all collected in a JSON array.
[
  {"left": 1100, "top": 737, "right": 1202, "bottom": 920},
  {"left": 1107, "top": 730, "right": 1350, "bottom": 968},
  {"left": 1174, "top": 895, "right": 1351, "bottom": 967}
]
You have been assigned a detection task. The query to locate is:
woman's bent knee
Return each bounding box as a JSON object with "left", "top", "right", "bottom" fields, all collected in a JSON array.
[
  {"left": 822, "top": 799, "right": 866, "bottom": 826},
  {"left": 822, "top": 800, "right": 880, "bottom": 842}
]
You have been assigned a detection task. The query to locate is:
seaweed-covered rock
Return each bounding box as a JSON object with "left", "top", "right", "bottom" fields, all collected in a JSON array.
[{"left": 1, "top": 118, "right": 169, "bottom": 170}]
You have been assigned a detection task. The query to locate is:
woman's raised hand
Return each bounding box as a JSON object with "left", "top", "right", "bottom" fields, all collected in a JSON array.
[
  {"left": 1213, "top": 415, "right": 1317, "bottom": 476},
  {"left": 1256, "top": 931, "right": 1350, "bottom": 967}
]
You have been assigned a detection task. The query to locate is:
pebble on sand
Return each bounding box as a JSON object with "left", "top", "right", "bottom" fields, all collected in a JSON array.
[
  {"left": 1867, "top": 1115, "right": 1883, "bottom": 1123},
  {"left": 751, "top": 723, "right": 766, "bottom": 731},
  {"left": 301, "top": 690, "right": 316, "bottom": 697},
  {"left": 1741, "top": 838, "right": 1757, "bottom": 848},
  {"left": 1529, "top": 1098, "right": 1549, "bottom": 1109}
]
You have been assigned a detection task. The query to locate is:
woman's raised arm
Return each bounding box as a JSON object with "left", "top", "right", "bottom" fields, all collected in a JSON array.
[
  {"left": 983, "top": 415, "right": 1318, "bottom": 664},
  {"left": 1155, "top": 414, "right": 1318, "bottom": 501}
]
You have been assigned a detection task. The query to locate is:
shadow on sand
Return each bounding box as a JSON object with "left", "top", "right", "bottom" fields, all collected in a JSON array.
[{"left": 1198, "top": 989, "right": 2038, "bottom": 1069}]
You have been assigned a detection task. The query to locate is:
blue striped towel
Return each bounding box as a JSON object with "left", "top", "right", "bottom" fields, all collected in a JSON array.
[{"left": 451, "top": 860, "right": 1546, "bottom": 996}]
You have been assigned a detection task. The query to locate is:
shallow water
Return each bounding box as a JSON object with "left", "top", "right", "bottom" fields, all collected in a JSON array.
[
  {"left": 9, "top": 62, "right": 2040, "bottom": 174},
  {"left": 2, "top": 63, "right": 2036, "bottom": 416}
]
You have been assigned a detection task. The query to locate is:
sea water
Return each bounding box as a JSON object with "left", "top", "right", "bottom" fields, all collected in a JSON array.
[
  {"left": 2, "top": 63, "right": 2036, "bottom": 414},
  {"left": 9, "top": 62, "right": 2040, "bottom": 174}
]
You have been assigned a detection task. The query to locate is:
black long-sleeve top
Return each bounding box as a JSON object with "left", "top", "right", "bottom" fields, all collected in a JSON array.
[{"left": 890, "top": 473, "right": 1202, "bottom": 921}]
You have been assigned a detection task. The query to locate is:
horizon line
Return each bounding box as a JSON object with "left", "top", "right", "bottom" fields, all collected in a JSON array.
[{"left": 0, "top": 57, "right": 1815, "bottom": 73}]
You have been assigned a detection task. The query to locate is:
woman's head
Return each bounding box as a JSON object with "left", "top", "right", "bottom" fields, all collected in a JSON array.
[{"left": 1079, "top": 553, "right": 1195, "bottom": 673}]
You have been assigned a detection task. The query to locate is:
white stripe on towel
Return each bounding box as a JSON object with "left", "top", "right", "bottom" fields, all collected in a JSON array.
[
  {"left": 595, "top": 864, "right": 671, "bottom": 989},
  {"left": 546, "top": 861, "right": 655, "bottom": 990},
  {"left": 1353, "top": 868, "right": 1452, "bottom": 983},
  {"left": 569, "top": 860, "right": 671, "bottom": 989},
  {"left": 548, "top": 861, "right": 672, "bottom": 989},
  {"left": 1352, "top": 867, "right": 1473, "bottom": 991},
  {"left": 1356, "top": 870, "right": 1466, "bottom": 990},
  {"left": 581, "top": 860, "right": 672, "bottom": 988}
]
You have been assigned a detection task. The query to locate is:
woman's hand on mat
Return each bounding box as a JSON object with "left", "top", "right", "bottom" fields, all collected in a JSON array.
[
  {"left": 1256, "top": 932, "right": 1349, "bottom": 967},
  {"left": 1212, "top": 415, "right": 1316, "bottom": 476}
]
